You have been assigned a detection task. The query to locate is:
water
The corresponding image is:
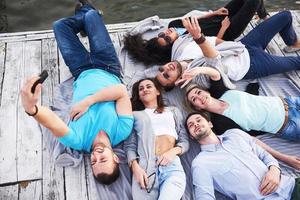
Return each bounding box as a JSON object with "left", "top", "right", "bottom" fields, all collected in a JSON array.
[{"left": 0, "top": 0, "right": 299, "bottom": 33}]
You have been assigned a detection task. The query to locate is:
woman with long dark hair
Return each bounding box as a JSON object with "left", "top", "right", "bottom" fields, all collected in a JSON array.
[
  {"left": 124, "top": 0, "right": 268, "bottom": 65},
  {"left": 124, "top": 78, "right": 189, "bottom": 199}
]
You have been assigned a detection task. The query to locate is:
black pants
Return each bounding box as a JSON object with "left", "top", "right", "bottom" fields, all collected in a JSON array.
[
  {"left": 168, "top": 0, "right": 268, "bottom": 41},
  {"left": 224, "top": 0, "right": 268, "bottom": 40}
]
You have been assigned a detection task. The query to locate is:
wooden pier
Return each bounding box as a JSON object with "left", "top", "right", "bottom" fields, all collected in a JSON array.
[{"left": 0, "top": 11, "right": 299, "bottom": 200}]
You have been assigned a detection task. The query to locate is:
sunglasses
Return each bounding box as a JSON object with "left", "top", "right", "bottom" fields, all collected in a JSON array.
[
  {"left": 145, "top": 172, "right": 156, "bottom": 193},
  {"left": 158, "top": 32, "right": 172, "bottom": 45},
  {"left": 158, "top": 66, "right": 170, "bottom": 79}
]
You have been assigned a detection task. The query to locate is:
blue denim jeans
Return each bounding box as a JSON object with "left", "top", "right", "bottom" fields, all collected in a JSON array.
[
  {"left": 278, "top": 96, "right": 300, "bottom": 141},
  {"left": 157, "top": 156, "right": 186, "bottom": 200},
  {"left": 52, "top": 5, "right": 121, "bottom": 80},
  {"left": 241, "top": 11, "right": 300, "bottom": 79}
]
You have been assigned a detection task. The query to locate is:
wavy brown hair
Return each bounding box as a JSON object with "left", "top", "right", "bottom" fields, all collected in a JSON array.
[
  {"left": 123, "top": 34, "right": 172, "bottom": 66},
  {"left": 131, "top": 78, "right": 165, "bottom": 113}
]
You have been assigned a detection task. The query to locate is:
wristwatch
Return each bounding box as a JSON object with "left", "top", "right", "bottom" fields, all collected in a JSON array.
[{"left": 194, "top": 33, "right": 206, "bottom": 45}]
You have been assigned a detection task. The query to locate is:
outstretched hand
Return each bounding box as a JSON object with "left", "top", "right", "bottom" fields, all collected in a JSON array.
[
  {"left": 221, "top": 16, "right": 231, "bottom": 30},
  {"left": 182, "top": 17, "right": 202, "bottom": 39},
  {"left": 20, "top": 77, "right": 42, "bottom": 114},
  {"left": 284, "top": 155, "right": 300, "bottom": 170},
  {"left": 175, "top": 67, "right": 202, "bottom": 88},
  {"left": 70, "top": 97, "right": 93, "bottom": 121}
]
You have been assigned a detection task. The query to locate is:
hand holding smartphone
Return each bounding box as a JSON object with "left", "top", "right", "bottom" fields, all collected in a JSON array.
[{"left": 31, "top": 70, "right": 48, "bottom": 93}]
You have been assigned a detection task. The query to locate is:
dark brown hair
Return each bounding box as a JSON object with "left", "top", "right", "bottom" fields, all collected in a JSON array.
[
  {"left": 131, "top": 78, "right": 165, "bottom": 113},
  {"left": 94, "top": 162, "right": 120, "bottom": 185},
  {"left": 123, "top": 34, "right": 172, "bottom": 66},
  {"left": 185, "top": 111, "right": 211, "bottom": 136},
  {"left": 154, "top": 61, "right": 183, "bottom": 92}
]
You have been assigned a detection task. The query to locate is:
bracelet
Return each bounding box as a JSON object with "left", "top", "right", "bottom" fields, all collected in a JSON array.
[
  {"left": 194, "top": 33, "right": 206, "bottom": 45},
  {"left": 25, "top": 105, "right": 39, "bottom": 117}
]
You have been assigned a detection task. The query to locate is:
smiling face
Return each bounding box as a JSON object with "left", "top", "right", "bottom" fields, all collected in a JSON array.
[
  {"left": 138, "top": 79, "right": 160, "bottom": 105},
  {"left": 186, "top": 114, "right": 213, "bottom": 141},
  {"left": 90, "top": 143, "right": 119, "bottom": 177},
  {"left": 157, "top": 28, "right": 179, "bottom": 46},
  {"left": 187, "top": 87, "right": 212, "bottom": 110},
  {"left": 156, "top": 61, "right": 182, "bottom": 87}
]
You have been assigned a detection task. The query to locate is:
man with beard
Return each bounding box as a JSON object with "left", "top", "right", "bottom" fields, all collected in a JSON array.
[
  {"left": 185, "top": 111, "right": 300, "bottom": 199},
  {"left": 155, "top": 12, "right": 300, "bottom": 91},
  {"left": 20, "top": 0, "right": 133, "bottom": 185}
]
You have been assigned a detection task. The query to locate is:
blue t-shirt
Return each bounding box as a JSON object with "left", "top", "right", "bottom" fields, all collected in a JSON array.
[{"left": 59, "top": 69, "right": 134, "bottom": 152}]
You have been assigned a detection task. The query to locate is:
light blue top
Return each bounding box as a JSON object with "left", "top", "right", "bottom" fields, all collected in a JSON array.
[
  {"left": 219, "top": 90, "right": 285, "bottom": 133},
  {"left": 192, "top": 129, "right": 295, "bottom": 200},
  {"left": 174, "top": 27, "right": 186, "bottom": 36},
  {"left": 59, "top": 69, "right": 134, "bottom": 152}
]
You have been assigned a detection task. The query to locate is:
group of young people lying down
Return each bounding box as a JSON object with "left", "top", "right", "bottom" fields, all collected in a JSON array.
[{"left": 20, "top": 0, "right": 300, "bottom": 199}]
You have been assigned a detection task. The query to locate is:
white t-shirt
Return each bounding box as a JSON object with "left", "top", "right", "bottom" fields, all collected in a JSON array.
[
  {"left": 178, "top": 36, "right": 217, "bottom": 61},
  {"left": 144, "top": 108, "right": 178, "bottom": 139},
  {"left": 179, "top": 36, "right": 250, "bottom": 81},
  {"left": 222, "top": 48, "right": 250, "bottom": 81}
]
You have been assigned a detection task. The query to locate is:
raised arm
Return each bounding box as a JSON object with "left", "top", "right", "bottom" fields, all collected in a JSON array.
[
  {"left": 182, "top": 16, "right": 219, "bottom": 58},
  {"left": 70, "top": 84, "right": 132, "bottom": 120},
  {"left": 176, "top": 66, "right": 221, "bottom": 88},
  {"left": 216, "top": 16, "right": 231, "bottom": 39},
  {"left": 21, "top": 77, "right": 69, "bottom": 138}
]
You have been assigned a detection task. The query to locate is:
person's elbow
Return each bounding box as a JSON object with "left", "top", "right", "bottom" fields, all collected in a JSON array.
[{"left": 118, "top": 84, "right": 129, "bottom": 97}]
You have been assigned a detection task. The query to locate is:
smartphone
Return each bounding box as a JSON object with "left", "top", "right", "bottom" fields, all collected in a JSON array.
[{"left": 31, "top": 70, "right": 48, "bottom": 93}]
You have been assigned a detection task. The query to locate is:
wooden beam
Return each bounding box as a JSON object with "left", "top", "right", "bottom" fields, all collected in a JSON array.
[
  {"left": 0, "top": 42, "right": 22, "bottom": 184},
  {"left": 40, "top": 38, "right": 65, "bottom": 200},
  {"left": 16, "top": 40, "right": 42, "bottom": 182}
]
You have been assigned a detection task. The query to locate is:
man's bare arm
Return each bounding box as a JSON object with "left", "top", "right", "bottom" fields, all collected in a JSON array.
[{"left": 21, "top": 77, "right": 69, "bottom": 137}]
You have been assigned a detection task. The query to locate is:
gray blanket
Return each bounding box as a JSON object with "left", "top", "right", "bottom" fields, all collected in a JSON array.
[{"left": 40, "top": 12, "right": 300, "bottom": 200}]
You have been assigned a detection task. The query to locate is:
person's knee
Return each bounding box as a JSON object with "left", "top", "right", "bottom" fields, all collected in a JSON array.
[
  {"left": 85, "top": 9, "right": 100, "bottom": 19},
  {"left": 280, "top": 10, "right": 292, "bottom": 22},
  {"left": 52, "top": 18, "right": 66, "bottom": 32}
]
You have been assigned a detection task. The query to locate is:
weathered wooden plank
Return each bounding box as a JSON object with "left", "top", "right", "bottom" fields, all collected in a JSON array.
[
  {"left": 110, "top": 32, "right": 122, "bottom": 51},
  {"left": 40, "top": 38, "right": 65, "bottom": 200},
  {"left": 0, "top": 34, "right": 55, "bottom": 43},
  {"left": 41, "top": 38, "right": 60, "bottom": 106},
  {"left": 58, "top": 48, "right": 72, "bottom": 83},
  {"left": 42, "top": 162, "right": 65, "bottom": 200},
  {"left": 17, "top": 40, "right": 42, "bottom": 182},
  {"left": 84, "top": 156, "right": 100, "bottom": 200},
  {"left": 65, "top": 161, "right": 88, "bottom": 200},
  {"left": 0, "top": 42, "right": 22, "bottom": 184},
  {"left": 0, "top": 185, "right": 18, "bottom": 200},
  {"left": 19, "top": 180, "right": 42, "bottom": 200},
  {"left": 0, "top": 42, "right": 5, "bottom": 105},
  {"left": 0, "top": 30, "right": 53, "bottom": 38}
]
